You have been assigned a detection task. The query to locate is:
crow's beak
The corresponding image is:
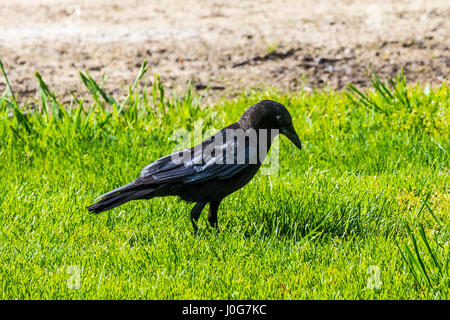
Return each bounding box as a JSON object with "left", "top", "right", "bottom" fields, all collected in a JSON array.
[{"left": 282, "top": 124, "right": 302, "bottom": 150}]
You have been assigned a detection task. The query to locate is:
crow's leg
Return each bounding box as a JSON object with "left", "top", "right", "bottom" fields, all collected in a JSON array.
[
  {"left": 190, "top": 201, "right": 207, "bottom": 234},
  {"left": 208, "top": 199, "right": 222, "bottom": 231}
]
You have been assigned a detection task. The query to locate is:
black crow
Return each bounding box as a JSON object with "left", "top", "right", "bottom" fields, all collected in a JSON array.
[{"left": 87, "top": 100, "right": 302, "bottom": 233}]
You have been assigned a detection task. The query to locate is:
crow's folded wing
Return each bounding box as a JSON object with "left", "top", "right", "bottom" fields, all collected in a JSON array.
[
  {"left": 139, "top": 136, "right": 252, "bottom": 184},
  {"left": 94, "top": 133, "right": 252, "bottom": 202}
]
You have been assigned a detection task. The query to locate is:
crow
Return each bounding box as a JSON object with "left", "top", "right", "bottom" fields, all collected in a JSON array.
[{"left": 87, "top": 100, "right": 302, "bottom": 233}]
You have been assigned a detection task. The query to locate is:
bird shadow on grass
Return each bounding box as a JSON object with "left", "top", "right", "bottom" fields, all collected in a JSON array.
[{"left": 231, "top": 195, "right": 402, "bottom": 242}]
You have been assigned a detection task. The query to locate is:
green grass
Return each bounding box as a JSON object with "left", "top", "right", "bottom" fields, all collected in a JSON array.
[{"left": 0, "top": 59, "right": 448, "bottom": 299}]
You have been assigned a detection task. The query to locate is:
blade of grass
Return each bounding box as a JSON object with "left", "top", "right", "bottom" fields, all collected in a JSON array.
[{"left": 405, "top": 223, "right": 433, "bottom": 286}]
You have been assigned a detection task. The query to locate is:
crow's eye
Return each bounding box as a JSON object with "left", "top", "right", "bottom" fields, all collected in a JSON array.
[{"left": 276, "top": 115, "right": 286, "bottom": 126}]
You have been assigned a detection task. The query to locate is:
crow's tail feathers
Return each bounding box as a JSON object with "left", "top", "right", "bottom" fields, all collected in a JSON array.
[{"left": 87, "top": 183, "right": 155, "bottom": 214}]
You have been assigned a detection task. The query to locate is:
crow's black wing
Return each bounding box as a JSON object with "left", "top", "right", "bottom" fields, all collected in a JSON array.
[
  {"left": 91, "top": 128, "right": 254, "bottom": 205},
  {"left": 139, "top": 134, "right": 253, "bottom": 185}
]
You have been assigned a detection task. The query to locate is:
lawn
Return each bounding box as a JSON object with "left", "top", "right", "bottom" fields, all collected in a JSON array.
[{"left": 0, "top": 61, "right": 448, "bottom": 299}]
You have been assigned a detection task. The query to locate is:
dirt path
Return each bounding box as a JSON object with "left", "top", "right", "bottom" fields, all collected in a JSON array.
[{"left": 0, "top": 0, "right": 448, "bottom": 102}]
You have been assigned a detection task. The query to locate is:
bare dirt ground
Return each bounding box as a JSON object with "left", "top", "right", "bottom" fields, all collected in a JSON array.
[{"left": 0, "top": 0, "right": 448, "bottom": 103}]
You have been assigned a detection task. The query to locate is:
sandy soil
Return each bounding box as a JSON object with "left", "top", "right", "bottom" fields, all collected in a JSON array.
[{"left": 0, "top": 0, "right": 448, "bottom": 102}]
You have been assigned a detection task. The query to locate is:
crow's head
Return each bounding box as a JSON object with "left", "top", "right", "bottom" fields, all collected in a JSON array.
[{"left": 239, "top": 100, "right": 302, "bottom": 150}]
